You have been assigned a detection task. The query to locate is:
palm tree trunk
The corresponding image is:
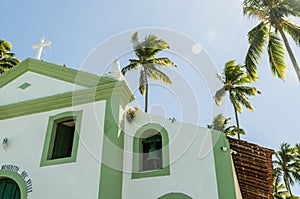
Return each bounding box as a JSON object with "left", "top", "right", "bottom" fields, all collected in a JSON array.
[
  {"left": 145, "top": 82, "right": 148, "bottom": 113},
  {"left": 233, "top": 102, "right": 241, "bottom": 140},
  {"left": 144, "top": 68, "right": 148, "bottom": 113},
  {"left": 278, "top": 28, "right": 300, "bottom": 82},
  {"left": 230, "top": 92, "right": 241, "bottom": 139},
  {"left": 284, "top": 176, "right": 293, "bottom": 197}
]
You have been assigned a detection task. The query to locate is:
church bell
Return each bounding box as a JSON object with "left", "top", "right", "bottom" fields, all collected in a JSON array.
[{"left": 146, "top": 145, "right": 160, "bottom": 161}]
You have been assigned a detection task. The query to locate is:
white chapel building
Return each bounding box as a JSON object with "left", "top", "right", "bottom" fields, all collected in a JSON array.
[{"left": 0, "top": 58, "right": 273, "bottom": 199}]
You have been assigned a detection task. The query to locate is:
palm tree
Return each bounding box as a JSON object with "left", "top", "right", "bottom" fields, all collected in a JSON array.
[
  {"left": 274, "top": 168, "right": 291, "bottom": 199},
  {"left": 243, "top": 0, "right": 300, "bottom": 81},
  {"left": 0, "top": 39, "right": 20, "bottom": 74},
  {"left": 214, "top": 60, "right": 260, "bottom": 139},
  {"left": 121, "top": 32, "right": 177, "bottom": 112},
  {"left": 273, "top": 143, "right": 300, "bottom": 197}
]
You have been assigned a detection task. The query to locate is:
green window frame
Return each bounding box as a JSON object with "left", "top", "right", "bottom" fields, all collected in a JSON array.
[
  {"left": 0, "top": 170, "right": 27, "bottom": 199},
  {"left": 132, "top": 123, "right": 170, "bottom": 179},
  {"left": 40, "top": 110, "right": 83, "bottom": 167}
]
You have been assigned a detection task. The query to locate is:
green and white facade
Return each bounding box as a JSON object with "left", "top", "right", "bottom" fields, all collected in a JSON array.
[{"left": 0, "top": 59, "right": 238, "bottom": 199}]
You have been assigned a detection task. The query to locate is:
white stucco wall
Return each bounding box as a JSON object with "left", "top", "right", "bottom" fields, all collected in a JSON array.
[
  {"left": 0, "top": 71, "right": 85, "bottom": 106},
  {"left": 232, "top": 157, "right": 243, "bottom": 199},
  {"left": 122, "top": 111, "right": 219, "bottom": 199},
  {"left": 0, "top": 101, "right": 105, "bottom": 199}
]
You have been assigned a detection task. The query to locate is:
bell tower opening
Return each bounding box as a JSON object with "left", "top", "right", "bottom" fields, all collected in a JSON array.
[{"left": 142, "top": 134, "right": 162, "bottom": 171}]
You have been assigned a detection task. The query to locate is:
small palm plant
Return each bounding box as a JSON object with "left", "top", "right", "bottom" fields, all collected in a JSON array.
[
  {"left": 214, "top": 60, "right": 260, "bottom": 140},
  {"left": 121, "top": 32, "right": 177, "bottom": 112},
  {"left": 208, "top": 113, "right": 246, "bottom": 138}
]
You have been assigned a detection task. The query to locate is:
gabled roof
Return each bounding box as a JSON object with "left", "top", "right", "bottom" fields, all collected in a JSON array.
[
  {"left": 229, "top": 138, "right": 274, "bottom": 199},
  {"left": 0, "top": 58, "right": 134, "bottom": 120},
  {"left": 0, "top": 58, "right": 116, "bottom": 89}
]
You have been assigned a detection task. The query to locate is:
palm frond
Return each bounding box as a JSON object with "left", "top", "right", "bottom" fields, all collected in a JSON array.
[
  {"left": 224, "top": 60, "right": 245, "bottom": 83},
  {"left": 248, "top": 22, "right": 267, "bottom": 44},
  {"left": 267, "top": 32, "right": 287, "bottom": 79},
  {"left": 147, "top": 57, "right": 177, "bottom": 67},
  {"left": 245, "top": 22, "right": 268, "bottom": 81},
  {"left": 134, "top": 34, "right": 170, "bottom": 57},
  {"left": 0, "top": 40, "right": 12, "bottom": 54},
  {"left": 139, "top": 69, "right": 146, "bottom": 95},
  {"left": 234, "top": 91, "right": 253, "bottom": 111},
  {"left": 0, "top": 56, "right": 21, "bottom": 74},
  {"left": 121, "top": 61, "right": 139, "bottom": 75},
  {"left": 146, "top": 65, "right": 172, "bottom": 84},
  {"left": 281, "top": 20, "right": 300, "bottom": 47},
  {"left": 281, "top": 0, "right": 300, "bottom": 17},
  {"left": 235, "top": 86, "right": 260, "bottom": 96},
  {"left": 224, "top": 125, "right": 246, "bottom": 137},
  {"left": 243, "top": 0, "right": 265, "bottom": 18},
  {"left": 214, "top": 87, "right": 226, "bottom": 106},
  {"left": 230, "top": 92, "right": 242, "bottom": 113},
  {"left": 131, "top": 32, "right": 139, "bottom": 46}
]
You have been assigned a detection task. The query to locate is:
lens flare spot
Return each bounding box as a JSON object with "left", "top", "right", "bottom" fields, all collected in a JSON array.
[{"left": 192, "top": 44, "right": 202, "bottom": 54}]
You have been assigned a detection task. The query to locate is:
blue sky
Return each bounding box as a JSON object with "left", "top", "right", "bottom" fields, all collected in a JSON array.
[{"left": 2, "top": 0, "right": 300, "bottom": 191}]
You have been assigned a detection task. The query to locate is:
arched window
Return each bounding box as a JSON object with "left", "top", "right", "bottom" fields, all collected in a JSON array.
[
  {"left": 158, "top": 192, "right": 192, "bottom": 199},
  {"left": 0, "top": 178, "right": 21, "bottom": 199},
  {"left": 0, "top": 170, "right": 28, "bottom": 199},
  {"left": 132, "top": 123, "right": 170, "bottom": 179}
]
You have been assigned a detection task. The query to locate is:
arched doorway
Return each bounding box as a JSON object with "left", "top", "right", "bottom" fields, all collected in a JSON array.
[{"left": 0, "top": 178, "right": 21, "bottom": 199}]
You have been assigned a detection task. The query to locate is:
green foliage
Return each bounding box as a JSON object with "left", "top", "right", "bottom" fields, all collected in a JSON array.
[
  {"left": 0, "top": 39, "right": 20, "bottom": 74},
  {"left": 215, "top": 60, "right": 259, "bottom": 112},
  {"left": 268, "top": 32, "right": 287, "bottom": 79},
  {"left": 208, "top": 113, "right": 246, "bottom": 137},
  {"left": 273, "top": 143, "right": 300, "bottom": 197},
  {"left": 243, "top": 0, "right": 300, "bottom": 81},
  {"left": 121, "top": 32, "right": 177, "bottom": 112},
  {"left": 282, "top": 20, "right": 300, "bottom": 47},
  {"left": 224, "top": 125, "right": 246, "bottom": 137},
  {"left": 214, "top": 60, "right": 259, "bottom": 139},
  {"left": 207, "top": 113, "right": 230, "bottom": 131},
  {"left": 245, "top": 22, "right": 268, "bottom": 80},
  {"left": 273, "top": 168, "right": 297, "bottom": 199}
]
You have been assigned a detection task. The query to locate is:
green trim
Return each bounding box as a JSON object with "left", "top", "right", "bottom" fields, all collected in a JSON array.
[
  {"left": 18, "top": 82, "right": 31, "bottom": 90},
  {"left": 40, "top": 110, "right": 83, "bottom": 167},
  {"left": 212, "top": 130, "right": 236, "bottom": 199},
  {"left": 0, "top": 170, "right": 28, "bottom": 199},
  {"left": 0, "top": 80, "right": 134, "bottom": 120},
  {"left": 0, "top": 58, "right": 115, "bottom": 89},
  {"left": 158, "top": 192, "right": 192, "bottom": 199},
  {"left": 132, "top": 123, "right": 170, "bottom": 179},
  {"left": 0, "top": 58, "right": 134, "bottom": 120},
  {"left": 99, "top": 98, "right": 124, "bottom": 199}
]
